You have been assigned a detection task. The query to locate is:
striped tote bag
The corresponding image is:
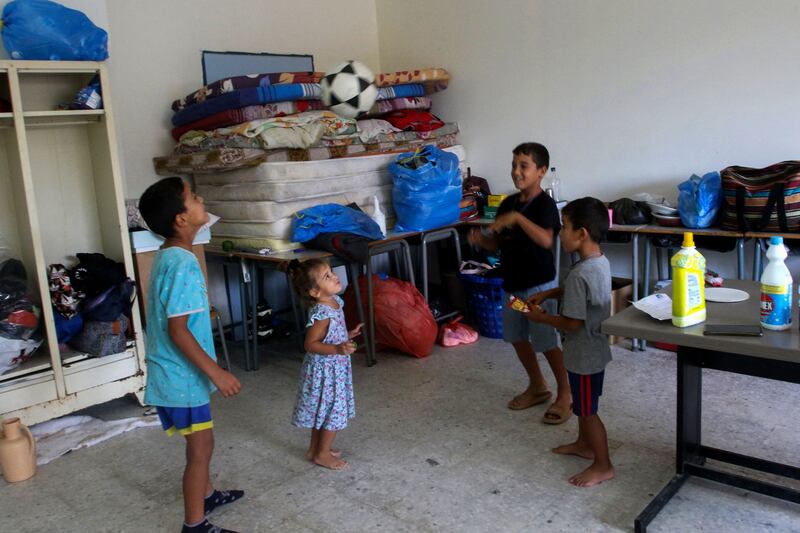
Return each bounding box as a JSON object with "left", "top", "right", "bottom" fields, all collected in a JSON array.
[{"left": 720, "top": 161, "right": 800, "bottom": 232}]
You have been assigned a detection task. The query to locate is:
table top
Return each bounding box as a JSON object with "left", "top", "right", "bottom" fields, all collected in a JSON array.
[{"left": 602, "top": 279, "right": 800, "bottom": 363}]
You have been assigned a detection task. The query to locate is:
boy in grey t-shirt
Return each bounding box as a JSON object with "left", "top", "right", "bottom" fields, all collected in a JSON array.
[{"left": 524, "top": 197, "right": 614, "bottom": 488}]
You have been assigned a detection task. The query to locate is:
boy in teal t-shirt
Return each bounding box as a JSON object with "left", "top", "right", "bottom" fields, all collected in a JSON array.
[{"left": 139, "top": 177, "right": 243, "bottom": 533}]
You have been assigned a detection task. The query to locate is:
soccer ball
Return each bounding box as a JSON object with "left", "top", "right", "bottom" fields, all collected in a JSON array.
[{"left": 320, "top": 60, "right": 378, "bottom": 119}]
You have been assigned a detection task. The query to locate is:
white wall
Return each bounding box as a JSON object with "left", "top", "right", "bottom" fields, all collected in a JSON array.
[
  {"left": 376, "top": 0, "right": 800, "bottom": 202},
  {"left": 104, "top": 0, "right": 381, "bottom": 199},
  {"left": 375, "top": 0, "right": 800, "bottom": 281}
]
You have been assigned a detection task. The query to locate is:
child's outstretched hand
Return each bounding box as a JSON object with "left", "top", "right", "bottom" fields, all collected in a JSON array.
[
  {"left": 526, "top": 291, "right": 548, "bottom": 307},
  {"left": 524, "top": 303, "right": 547, "bottom": 323},
  {"left": 336, "top": 341, "right": 357, "bottom": 355},
  {"left": 490, "top": 212, "right": 519, "bottom": 232},
  {"left": 348, "top": 323, "right": 364, "bottom": 339},
  {"left": 212, "top": 369, "right": 242, "bottom": 397}
]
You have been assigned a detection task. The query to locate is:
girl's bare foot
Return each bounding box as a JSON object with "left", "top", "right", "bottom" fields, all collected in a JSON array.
[
  {"left": 306, "top": 449, "right": 341, "bottom": 461},
  {"left": 552, "top": 441, "right": 594, "bottom": 460},
  {"left": 314, "top": 451, "right": 348, "bottom": 470},
  {"left": 568, "top": 463, "right": 615, "bottom": 487}
]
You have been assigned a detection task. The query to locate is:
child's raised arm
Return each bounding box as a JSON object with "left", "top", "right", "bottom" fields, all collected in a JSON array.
[
  {"left": 168, "top": 315, "right": 241, "bottom": 397},
  {"left": 467, "top": 227, "right": 499, "bottom": 251},
  {"left": 304, "top": 318, "right": 356, "bottom": 355}
]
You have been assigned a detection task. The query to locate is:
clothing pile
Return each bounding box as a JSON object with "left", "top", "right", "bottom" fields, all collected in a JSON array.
[{"left": 153, "top": 67, "right": 467, "bottom": 253}]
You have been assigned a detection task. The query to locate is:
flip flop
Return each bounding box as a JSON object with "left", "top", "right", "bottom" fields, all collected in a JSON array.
[
  {"left": 507, "top": 390, "right": 552, "bottom": 410},
  {"left": 542, "top": 403, "right": 573, "bottom": 425}
]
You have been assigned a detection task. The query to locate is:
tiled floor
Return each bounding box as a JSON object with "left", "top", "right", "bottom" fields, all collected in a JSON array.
[{"left": 2, "top": 339, "right": 799, "bottom": 532}]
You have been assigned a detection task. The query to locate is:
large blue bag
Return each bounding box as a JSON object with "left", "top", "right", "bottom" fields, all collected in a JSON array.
[
  {"left": 390, "top": 145, "right": 461, "bottom": 232},
  {"left": 1, "top": 0, "right": 108, "bottom": 61},
  {"left": 292, "top": 204, "right": 384, "bottom": 243},
  {"left": 677, "top": 171, "right": 722, "bottom": 228}
]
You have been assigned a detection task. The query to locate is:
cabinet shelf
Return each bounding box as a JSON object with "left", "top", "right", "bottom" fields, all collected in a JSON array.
[
  {"left": 0, "top": 59, "right": 145, "bottom": 425},
  {"left": 0, "top": 346, "right": 53, "bottom": 384}
]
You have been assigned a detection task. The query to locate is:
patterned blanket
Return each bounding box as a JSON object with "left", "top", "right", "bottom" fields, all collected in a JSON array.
[
  {"left": 171, "top": 68, "right": 446, "bottom": 111},
  {"left": 376, "top": 68, "right": 449, "bottom": 94},
  {"left": 172, "top": 83, "right": 322, "bottom": 126},
  {"left": 172, "top": 83, "right": 425, "bottom": 126},
  {"left": 177, "top": 111, "right": 358, "bottom": 151},
  {"left": 155, "top": 133, "right": 458, "bottom": 174},
  {"left": 171, "top": 71, "right": 325, "bottom": 111},
  {"left": 171, "top": 101, "right": 325, "bottom": 140},
  {"left": 173, "top": 123, "right": 459, "bottom": 154}
]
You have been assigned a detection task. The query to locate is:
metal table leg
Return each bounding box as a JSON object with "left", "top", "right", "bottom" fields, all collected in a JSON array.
[
  {"left": 250, "top": 261, "right": 259, "bottom": 370},
  {"left": 238, "top": 258, "right": 252, "bottom": 371},
  {"left": 347, "top": 262, "right": 369, "bottom": 354},
  {"left": 365, "top": 239, "right": 415, "bottom": 366},
  {"left": 632, "top": 233, "right": 640, "bottom": 351},
  {"left": 753, "top": 238, "right": 763, "bottom": 281},
  {"left": 736, "top": 238, "right": 745, "bottom": 280},
  {"left": 420, "top": 228, "right": 462, "bottom": 304}
]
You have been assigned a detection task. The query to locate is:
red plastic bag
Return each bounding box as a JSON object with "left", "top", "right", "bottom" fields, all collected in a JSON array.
[{"left": 343, "top": 275, "right": 436, "bottom": 358}]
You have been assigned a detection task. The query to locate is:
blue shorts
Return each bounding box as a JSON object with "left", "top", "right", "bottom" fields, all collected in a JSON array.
[
  {"left": 568, "top": 371, "right": 604, "bottom": 417},
  {"left": 502, "top": 280, "right": 560, "bottom": 351},
  {"left": 156, "top": 404, "right": 213, "bottom": 437}
]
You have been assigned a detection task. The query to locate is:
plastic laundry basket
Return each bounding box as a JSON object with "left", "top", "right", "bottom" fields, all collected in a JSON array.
[{"left": 458, "top": 273, "right": 504, "bottom": 338}]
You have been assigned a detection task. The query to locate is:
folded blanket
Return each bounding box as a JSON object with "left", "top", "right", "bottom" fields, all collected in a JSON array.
[
  {"left": 177, "top": 111, "right": 357, "bottom": 152},
  {"left": 376, "top": 68, "right": 450, "bottom": 94},
  {"left": 376, "top": 84, "right": 425, "bottom": 100},
  {"left": 365, "top": 96, "right": 432, "bottom": 117},
  {"left": 155, "top": 133, "right": 459, "bottom": 174},
  {"left": 172, "top": 71, "right": 325, "bottom": 111},
  {"left": 172, "top": 83, "right": 322, "bottom": 126},
  {"left": 171, "top": 101, "right": 325, "bottom": 140},
  {"left": 173, "top": 83, "right": 425, "bottom": 127}
]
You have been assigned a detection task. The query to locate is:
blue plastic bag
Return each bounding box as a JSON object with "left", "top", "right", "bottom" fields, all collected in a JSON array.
[
  {"left": 292, "top": 204, "right": 384, "bottom": 243},
  {"left": 1, "top": 0, "right": 108, "bottom": 61},
  {"left": 390, "top": 145, "right": 461, "bottom": 232},
  {"left": 677, "top": 171, "right": 722, "bottom": 228}
]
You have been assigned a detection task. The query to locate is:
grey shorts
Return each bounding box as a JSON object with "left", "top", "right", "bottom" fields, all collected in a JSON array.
[{"left": 502, "top": 280, "right": 561, "bottom": 351}]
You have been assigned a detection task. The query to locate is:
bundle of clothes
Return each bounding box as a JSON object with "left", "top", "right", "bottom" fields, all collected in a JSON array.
[{"left": 154, "top": 67, "right": 458, "bottom": 174}]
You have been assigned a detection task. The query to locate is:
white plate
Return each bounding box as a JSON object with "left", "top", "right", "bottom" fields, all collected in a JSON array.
[
  {"left": 647, "top": 202, "right": 679, "bottom": 215},
  {"left": 705, "top": 287, "right": 749, "bottom": 303}
]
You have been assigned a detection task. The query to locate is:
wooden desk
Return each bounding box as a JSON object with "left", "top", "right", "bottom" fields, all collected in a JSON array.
[{"left": 602, "top": 280, "right": 800, "bottom": 532}]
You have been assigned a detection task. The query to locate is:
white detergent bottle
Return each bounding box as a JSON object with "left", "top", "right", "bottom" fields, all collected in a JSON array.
[
  {"left": 760, "top": 236, "right": 792, "bottom": 330},
  {"left": 370, "top": 195, "right": 387, "bottom": 237}
]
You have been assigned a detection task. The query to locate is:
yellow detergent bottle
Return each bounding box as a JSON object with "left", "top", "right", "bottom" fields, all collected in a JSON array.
[{"left": 671, "top": 232, "right": 706, "bottom": 327}]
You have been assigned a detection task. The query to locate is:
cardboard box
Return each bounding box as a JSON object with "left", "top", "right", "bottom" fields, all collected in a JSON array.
[{"left": 609, "top": 277, "right": 633, "bottom": 345}]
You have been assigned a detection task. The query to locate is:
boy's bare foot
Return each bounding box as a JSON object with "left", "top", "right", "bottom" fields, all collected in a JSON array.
[
  {"left": 314, "top": 452, "right": 348, "bottom": 470},
  {"left": 306, "top": 449, "right": 341, "bottom": 461},
  {"left": 507, "top": 388, "right": 551, "bottom": 410},
  {"left": 568, "top": 463, "right": 615, "bottom": 487},
  {"left": 552, "top": 441, "right": 594, "bottom": 460}
]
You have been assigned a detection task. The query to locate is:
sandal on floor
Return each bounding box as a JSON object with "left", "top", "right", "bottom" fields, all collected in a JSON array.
[
  {"left": 542, "top": 403, "right": 572, "bottom": 425},
  {"left": 507, "top": 390, "right": 552, "bottom": 410}
]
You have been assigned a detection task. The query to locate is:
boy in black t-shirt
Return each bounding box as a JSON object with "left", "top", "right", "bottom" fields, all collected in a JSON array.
[{"left": 468, "top": 143, "right": 571, "bottom": 424}]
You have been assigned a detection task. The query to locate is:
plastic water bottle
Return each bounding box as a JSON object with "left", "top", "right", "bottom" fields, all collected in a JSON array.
[
  {"left": 549, "top": 167, "right": 560, "bottom": 201},
  {"left": 370, "top": 195, "right": 387, "bottom": 237},
  {"left": 671, "top": 232, "right": 706, "bottom": 327},
  {"left": 760, "top": 236, "right": 792, "bottom": 330}
]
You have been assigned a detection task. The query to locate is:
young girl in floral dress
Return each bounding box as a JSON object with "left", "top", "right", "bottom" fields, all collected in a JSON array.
[{"left": 289, "top": 259, "right": 362, "bottom": 470}]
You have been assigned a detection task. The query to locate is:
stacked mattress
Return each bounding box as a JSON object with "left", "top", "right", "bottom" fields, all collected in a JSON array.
[
  {"left": 199, "top": 145, "right": 466, "bottom": 251},
  {"left": 156, "top": 66, "right": 461, "bottom": 251}
]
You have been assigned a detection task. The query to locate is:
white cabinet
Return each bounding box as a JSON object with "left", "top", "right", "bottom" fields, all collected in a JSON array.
[{"left": 0, "top": 61, "right": 145, "bottom": 425}]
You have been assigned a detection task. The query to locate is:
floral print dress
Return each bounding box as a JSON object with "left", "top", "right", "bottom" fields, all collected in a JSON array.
[{"left": 291, "top": 296, "right": 355, "bottom": 431}]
